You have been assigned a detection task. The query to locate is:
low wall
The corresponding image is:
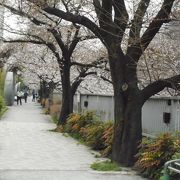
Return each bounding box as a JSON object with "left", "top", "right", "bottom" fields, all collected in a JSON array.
[{"left": 52, "top": 92, "right": 180, "bottom": 135}]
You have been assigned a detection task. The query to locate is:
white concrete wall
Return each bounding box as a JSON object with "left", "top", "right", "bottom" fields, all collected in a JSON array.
[
  {"left": 142, "top": 98, "right": 179, "bottom": 135},
  {"left": 79, "top": 94, "right": 114, "bottom": 121},
  {"left": 74, "top": 94, "right": 180, "bottom": 135},
  {"left": 53, "top": 92, "right": 180, "bottom": 135}
]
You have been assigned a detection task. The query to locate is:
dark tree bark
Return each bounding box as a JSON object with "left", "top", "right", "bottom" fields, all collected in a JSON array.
[
  {"left": 40, "top": 80, "right": 49, "bottom": 107},
  {"left": 107, "top": 42, "right": 143, "bottom": 165},
  {"left": 58, "top": 77, "right": 80, "bottom": 125},
  {"left": 58, "top": 61, "right": 95, "bottom": 125},
  {"left": 47, "top": 81, "right": 55, "bottom": 112},
  {"left": 58, "top": 58, "right": 71, "bottom": 125}
]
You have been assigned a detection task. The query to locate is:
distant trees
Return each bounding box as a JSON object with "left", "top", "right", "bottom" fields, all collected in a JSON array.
[{"left": 0, "top": 3, "right": 108, "bottom": 125}]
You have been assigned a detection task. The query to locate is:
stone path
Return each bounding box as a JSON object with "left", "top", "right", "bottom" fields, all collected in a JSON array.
[{"left": 0, "top": 98, "right": 146, "bottom": 180}]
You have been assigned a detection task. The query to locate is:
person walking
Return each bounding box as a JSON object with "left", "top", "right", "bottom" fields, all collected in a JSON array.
[
  {"left": 24, "top": 91, "right": 28, "bottom": 103},
  {"left": 17, "top": 90, "right": 23, "bottom": 105},
  {"left": 32, "top": 90, "right": 36, "bottom": 102}
]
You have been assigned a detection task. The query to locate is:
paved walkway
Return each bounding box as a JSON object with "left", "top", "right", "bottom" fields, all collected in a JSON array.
[{"left": 0, "top": 98, "right": 145, "bottom": 180}]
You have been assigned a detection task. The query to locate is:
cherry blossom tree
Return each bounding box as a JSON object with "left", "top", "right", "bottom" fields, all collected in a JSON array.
[
  {"left": 19, "top": 0, "right": 178, "bottom": 166},
  {"left": 1, "top": 0, "right": 179, "bottom": 166}
]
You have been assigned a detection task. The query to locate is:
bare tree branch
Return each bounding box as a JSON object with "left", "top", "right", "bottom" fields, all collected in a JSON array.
[
  {"left": 42, "top": 6, "right": 105, "bottom": 43},
  {"left": 0, "top": 3, "right": 49, "bottom": 26},
  {"left": 71, "top": 57, "right": 108, "bottom": 68},
  {"left": 141, "top": 74, "right": 180, "bottom": 102},
  {"left": 100, "top": 75, "right": 112, "bottom": 84},
  {"left": 113, "top": 0, "right": 129, "bottom": 41},
  {"left": 68, "top": 26, "right": 80, "bottom": 56},
  {"left": 127, "top": 0, "right": 175, "bottom": 61},
  {"left": 127, "top": 0, "right": 150, "bottom": 50}
]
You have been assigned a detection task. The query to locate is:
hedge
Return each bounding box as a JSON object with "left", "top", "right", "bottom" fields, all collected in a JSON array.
[{"left": 63, "top": 112, "right": 113, "bottom": 157}]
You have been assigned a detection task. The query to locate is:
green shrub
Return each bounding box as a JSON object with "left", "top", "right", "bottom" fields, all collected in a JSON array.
[
  {"left": 0, "top": 96, "right": 6, "bottom": 118},
  {"left": 172, "top": 152, "right": 180, "bottom": 159},
  {"left": 64, "top": 112, "right": 114, "bottom": 157},
  {"left": 52, "top": 114, "right": 58, "bottom": 124},
  {"left": 0, "top": 96, "right": 5, "bottom": 112},
  {"left": 65, "top": 112, "right": 95, "bottom": 133},
  {"left": 101, "top": 122, "right": 114, "bottom": 157},
  {"left": 84, "top": 122, "right": 105, "bottom": 150},
  {"left": 0, "top": 69, "right": 6, "bottom": 97},
  {"left": 43, "top": 108, "right": 49, "bottom": 115},
  {"left": 84, "top": 121, "right": 114, "bottom": 155},
  {"left": 64, "top": 113, "right": 82, "bottom": 133},
  {"left": 135, "top": 133, "right": 180, "bottom": 179}
]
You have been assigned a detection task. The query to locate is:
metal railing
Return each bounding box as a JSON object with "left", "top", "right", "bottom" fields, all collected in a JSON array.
[{"left": 163, "top": 159, "right": 180, "bottom": 180}]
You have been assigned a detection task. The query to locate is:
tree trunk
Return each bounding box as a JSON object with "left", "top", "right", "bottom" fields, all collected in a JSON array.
[
  {"left": 58, "top": 80, "right": 81, "bottom": 125},
  {"left": 108, "top": 44, "right": 143, "bottom": 166},
  {"left": 58, "top": 89, "right": 72, "bottom": 125},
  {"left": 58, "top": 62, "right": 72, "bottom": 125},
  {"left": 41, "top": 80, "right": 48, "bottom": 107},
  {"left": 112, "top": 98, "right": 142, "bottom": 166},
  {"left": 48, "top": 82, "right": 54, "bottom": 112}
]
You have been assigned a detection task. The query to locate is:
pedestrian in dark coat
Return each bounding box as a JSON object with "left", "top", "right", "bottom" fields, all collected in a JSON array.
[{"left": 24, "top": 92, "right": 28, "bottom": 103}]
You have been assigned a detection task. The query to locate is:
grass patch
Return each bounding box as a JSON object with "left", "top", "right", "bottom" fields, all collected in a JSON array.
[
  {"left": 62, "top": 133, "right": 69, "bottom": 137},
  {"left": 52, "top": 115, "right": 58, "bottom": 124},
  {"left": 0, "top": 106, "right": 8, "bottom": 119},
  {"left": 91, "top": 160, "right": 121, "bottom": 171},
  {"left": 48, "top": 129, "right": 57, "bottom": 132},
  {"left": 94, "top": 154, "right": 102, "bottom": 158},
  {"left": 70, "top": 133, "right": 85, "bottom": 144},
  {"left": 43, "top": 108, "right": 50, "bottom": 115}
]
